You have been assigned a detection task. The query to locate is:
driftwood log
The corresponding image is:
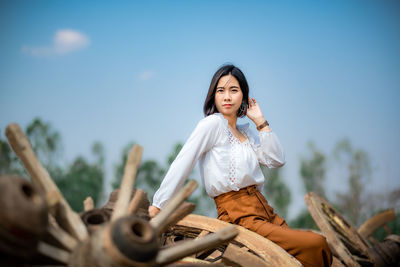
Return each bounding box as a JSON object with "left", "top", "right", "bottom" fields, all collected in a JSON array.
[
  {"left": 102, "top": 188, "right": 150, "bottom": 221},
  {"left": 112, "top": 145, "right": 143, "bottom": 221},
  {"left": 305, "top": 192, "right": 400, "bottom": 267},
  {"left": 69, "top": 176, "right": 238, "bottom": 267},
  {"left": 166, "top": 214, "right": 303, "bottom": 266},
  {"left": 150, "top": 180, "right": 198, "bottom": 234},
  {"left": 358, "top": 209, "right": 396, "bottom": 244}
]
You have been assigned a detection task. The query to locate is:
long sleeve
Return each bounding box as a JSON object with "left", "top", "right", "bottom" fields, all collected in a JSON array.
[
  {"left": 247, "top": 129, "right": 286, "bottom": 168},
  {"left": 152, "top": 116, "right": 221, "bottom": 209}
]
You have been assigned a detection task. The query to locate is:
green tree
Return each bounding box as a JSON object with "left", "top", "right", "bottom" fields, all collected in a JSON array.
[
  {"left": 25, "top": 117, "right": 62, "bottom": 169},
  {"left": 112, "top": 141, "right": 136, "bottom": 189},
  {"left": 300, "top": 142, "right": 326, "bottom": 197},
  {"left": 136, "top": 160, "right": 165, "bottom": 201},
  {"left": 56, "top": 155, "right": 104, "bottom": 211},
  {"left": 289, "top": 209, "right": 318, "bottom": 230},
  {"left": 165, "top": 143, "right": 183, "bottom": 167},
  {"left": 2, "top": 118, "right": 105, "bottom": 212},
  {"left": 56, "top": 141, "right": 105, "bottom": 211},
  {"left": 112, "top": 141, "right": 216, "bottom": 216},
  {"left": 290, "top": 142, "right": 326, "bottom": 229},
  {"left": 261, "top": 167, "right": 291, "bottom": 218},
  {"left": 1, "top": 119, "right": 62, "bottom": 177},
  {"left": 333, "top": 139, "right": 371, "bottom": 227},
  {"left": 0, "top": 134, "right": 25, "bottom": 175},
  {"left": 112, "top": 142, "right": 164, "bottom": 201}
]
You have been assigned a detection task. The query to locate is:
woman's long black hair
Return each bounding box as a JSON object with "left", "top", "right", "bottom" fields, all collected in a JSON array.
[{"left": 203, "top": 64, "right": 249, "bottom": 118}]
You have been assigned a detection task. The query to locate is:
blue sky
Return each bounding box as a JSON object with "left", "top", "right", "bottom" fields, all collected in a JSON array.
[{"left": 1, "top": 0, "right": 399, "bottom": 219}]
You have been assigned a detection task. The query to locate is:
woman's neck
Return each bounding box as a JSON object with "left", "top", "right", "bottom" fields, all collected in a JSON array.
[{"left": 223, "top": 114, "right": 238, "bottom": 129}]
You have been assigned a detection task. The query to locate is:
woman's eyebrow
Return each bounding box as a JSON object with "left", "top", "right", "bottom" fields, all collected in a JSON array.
[{"left": 216, "top": 85, "right": 239, "bottom": 89}]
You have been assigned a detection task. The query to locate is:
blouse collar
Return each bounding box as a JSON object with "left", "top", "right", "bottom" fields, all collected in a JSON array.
[{"left": 214, "top": 113, "right": 250, "bottom": 132}]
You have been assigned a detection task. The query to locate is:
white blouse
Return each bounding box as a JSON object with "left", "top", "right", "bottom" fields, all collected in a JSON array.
[{"left": 152, "top": 113, "right": 286, "bottom": 209}]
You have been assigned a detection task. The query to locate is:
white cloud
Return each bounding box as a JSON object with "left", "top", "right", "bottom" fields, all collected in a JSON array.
[
  {"left": 138, "top": 71, "right": 155, "bottom": 81},
  {"left": 22, "top": 29, "right": 90, "bottom": 57}
]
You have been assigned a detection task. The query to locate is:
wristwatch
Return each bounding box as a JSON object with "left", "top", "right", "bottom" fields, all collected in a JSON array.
[{"left": 257, "top": 120, "right": 269, "bottom": 130}]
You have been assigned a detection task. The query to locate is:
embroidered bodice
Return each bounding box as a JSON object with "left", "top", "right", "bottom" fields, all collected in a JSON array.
[{"left": 152, "top": 113, "right": 285, "bottom": 209}]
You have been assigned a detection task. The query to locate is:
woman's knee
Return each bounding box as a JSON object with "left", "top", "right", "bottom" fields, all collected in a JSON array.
[
  {"left": 298, "top": 232, "right": 332, "bottom": 267},
  {"left": 308, "top": 232, "right": 329, "bottom": 250}
]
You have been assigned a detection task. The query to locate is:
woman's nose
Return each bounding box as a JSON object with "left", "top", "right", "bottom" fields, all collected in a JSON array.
[{"left": 224, "top": 91, "right": 231, "bottom": 100}]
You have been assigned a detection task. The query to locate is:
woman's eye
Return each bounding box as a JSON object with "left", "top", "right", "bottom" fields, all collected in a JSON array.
[{"left": 216, "top": 89, "right": 224, "bottom": 93}]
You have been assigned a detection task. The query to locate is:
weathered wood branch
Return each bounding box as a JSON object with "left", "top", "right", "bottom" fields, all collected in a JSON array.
[
  {"left": 150, "top": 180, "right": 198, "bottom": 232},
  {"left": 156, "top": 225, "right": 238, "bottom": 265},
  {"left": 111, "top": 145, "right": 143, "bottom": 221},
  {"left": 158, "top": 202, "right": 195, "bottom": 234},
  {"left": 37, "top": 241, "right": 70, "bottom": 264},
  {"left": 5, "top": 123, "right": 88, "bottom": 241},
  {"left": 45, "top": 214, "right": 78, "bottom": 251},
  {"left": 127, "top": 189, "right": 147, "bottom": 215},
  {"left": 222, "top": 243, "right": 270, "bottom": 267},
  {"left": 358, "top": 209, "right": 396, "bottom": 240},
  {"left": 175, "top": 214, "right": 303, "bottom": 266},
  {"left": 305, "top": 192, "right": 373, "bottom": 267}
]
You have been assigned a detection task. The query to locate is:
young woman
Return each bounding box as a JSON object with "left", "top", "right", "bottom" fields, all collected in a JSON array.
[{"left": 148, "top": 65, "right": 332, "bottom": 267}]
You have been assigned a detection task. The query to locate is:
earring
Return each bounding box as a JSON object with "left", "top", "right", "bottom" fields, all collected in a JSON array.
[{"left": 239, "top": 102, "right": 246, "bottom": 113}]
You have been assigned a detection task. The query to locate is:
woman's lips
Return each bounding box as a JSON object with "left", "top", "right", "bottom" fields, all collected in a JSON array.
[{"left": 223, "top": 104, "right": 232, "bottom": 108}]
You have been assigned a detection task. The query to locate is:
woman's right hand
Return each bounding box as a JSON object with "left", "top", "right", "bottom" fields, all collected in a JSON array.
[{"left": 148, "top": 205, "right": 161, "bottom": 218}]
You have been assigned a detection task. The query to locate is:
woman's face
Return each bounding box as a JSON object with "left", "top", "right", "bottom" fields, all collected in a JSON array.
[{"left": 214, "top": 74, "right": 243, "bottom": 117}]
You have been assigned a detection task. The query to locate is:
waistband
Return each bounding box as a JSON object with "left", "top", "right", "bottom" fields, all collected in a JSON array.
[{"left": 214, "top": 185, "right": 259, "bottom": 205}]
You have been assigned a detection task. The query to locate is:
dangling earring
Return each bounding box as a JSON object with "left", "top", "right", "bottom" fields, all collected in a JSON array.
[{"left": 239, "top": 102, "right": 246, "bottom": 113}]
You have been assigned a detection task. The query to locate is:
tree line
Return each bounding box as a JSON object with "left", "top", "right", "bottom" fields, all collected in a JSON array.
[{"left": 0, "top": 117, "right": 398, "bottom": 241}]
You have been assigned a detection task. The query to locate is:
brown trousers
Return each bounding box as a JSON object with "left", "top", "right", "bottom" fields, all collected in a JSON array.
[{"left": 214, "top": 185, "right": 332, "bottom": 267}]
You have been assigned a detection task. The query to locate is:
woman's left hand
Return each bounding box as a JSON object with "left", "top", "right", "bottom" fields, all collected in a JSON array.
[{"left": 246, "top": 97, "right": 265, "bottom": 125}]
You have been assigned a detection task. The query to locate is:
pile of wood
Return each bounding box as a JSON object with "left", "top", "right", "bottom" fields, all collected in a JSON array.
[
  {"left": 1, "top": 122, "right": 399, "bottom": 267},
  {"left": 305, "top": 192, "right": 400, "bottom": 267},
  {"left": 0, "top": 123, "right": 239, "bottom": 266}
]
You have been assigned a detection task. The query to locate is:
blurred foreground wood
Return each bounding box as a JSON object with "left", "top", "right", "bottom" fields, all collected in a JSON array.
[{"left": 5, "top": 123, "right": 88, "bottom": 241}]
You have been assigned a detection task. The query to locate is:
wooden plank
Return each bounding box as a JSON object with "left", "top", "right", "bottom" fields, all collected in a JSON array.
[
  {"left": 37, "top": 242, "right": 70, "bottom": 264},
  {"left": 304, "top": 192, "right": 366, "bottom": 267},
  {"left": 222, "top": 243, "right": 270, "bottom": 267},
  {"left": 127, "top": 189, "right": 146, "bottom": 214},
  {"left": 150, "top": 180, "right": 197, "bottom": 232},
  {"left": 331, "top": 256, "right": 346, "bottom": 267},
  {"left": 46, "top": 215, "right": 78, "bottom": 251},
  {"left": 193, "top": 229, "right": 212, "bottom": 258},
  {"left": 358, "top": 209, "right": 395, "bottom": 239},
  {"left": 158, "top": 202, "right": 195, "bottom": 234},
  {"left": 46, "top": 190, "right": 61, "bottom": 215},
  {"left": 5, "top": 123, "right": 88, "bottom": 241},
  {"left": 196, "top": 230, "right": 210, "bottom": 240},
  {"left": 156, "top": 225, "right": 238, "bottom": 265},
  {"left": 176, "top": 214, "right": 302, "bottom": 266},
  {"left": 111, "top": 145, "right": 143, "bottom": 221}
]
